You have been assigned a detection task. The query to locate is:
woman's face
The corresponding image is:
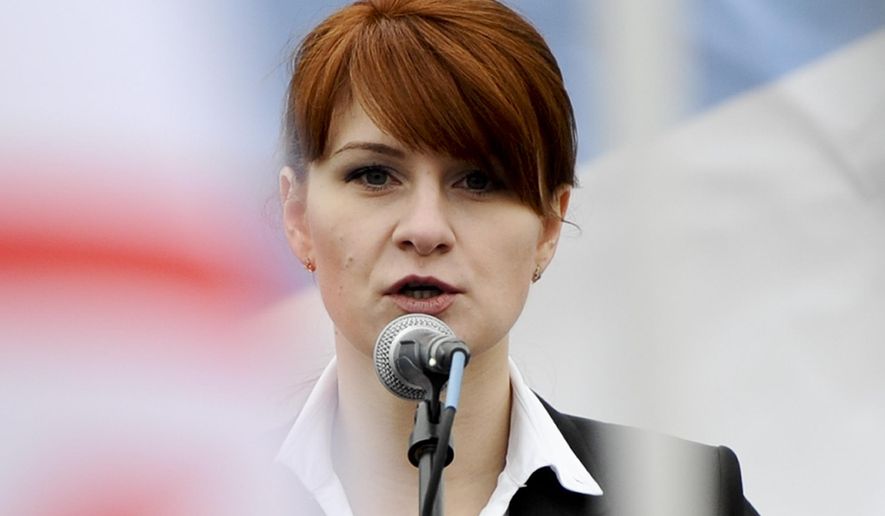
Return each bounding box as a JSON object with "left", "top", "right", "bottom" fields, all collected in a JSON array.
[{"left": 282, "top": 101, "right": 568, "bottom": 358}]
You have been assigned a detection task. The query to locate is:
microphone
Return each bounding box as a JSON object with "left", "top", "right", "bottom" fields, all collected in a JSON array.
[
  {"left": 373, "top": 313, "right": 470, "bottom": 400},
  {"left": 374, "top": 314, "right": 471, "bottom": 516}
]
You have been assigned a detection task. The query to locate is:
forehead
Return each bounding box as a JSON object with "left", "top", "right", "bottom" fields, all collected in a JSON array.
[
  {"left": 321, "top": 100, "right": 487, "bottom": 175},
  {"left": 325, "top": 101, "right": 393, "bottom": 153},
  {"left": 325, "top": 99, "right": 466, "bottom": 164}
]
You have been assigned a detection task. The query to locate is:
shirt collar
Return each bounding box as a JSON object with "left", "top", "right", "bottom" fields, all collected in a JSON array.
[
  {"left": 276, "top": 357, "right": 602, "bottom": 515},
  {"left": 503, "top": 359, "right": 603, "bottom": 495},
  {"left": 275, "top": 358, "right": 352, "bottom": 515}
]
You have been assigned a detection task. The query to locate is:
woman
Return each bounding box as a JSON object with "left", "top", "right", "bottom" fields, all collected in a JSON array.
[{"left": 275, "top": 1, "right": 757, "bottom": 514}]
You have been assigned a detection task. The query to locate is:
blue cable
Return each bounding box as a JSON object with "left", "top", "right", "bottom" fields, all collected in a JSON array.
[
  {"left": 444, "top": 350, "right": 467, "bottom": 410},
  {"left": 421, "top": 350, "right": 468, "bottom": 515}
]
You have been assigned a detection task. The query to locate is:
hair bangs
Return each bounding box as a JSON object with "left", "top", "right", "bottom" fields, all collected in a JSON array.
[{"left": 349, "top": 10, "right": 543, "bottom": 210}]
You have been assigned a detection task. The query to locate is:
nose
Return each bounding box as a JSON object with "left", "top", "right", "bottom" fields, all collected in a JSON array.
[{"left": 392, "top": 183, "right": 455, "bottom": 256}]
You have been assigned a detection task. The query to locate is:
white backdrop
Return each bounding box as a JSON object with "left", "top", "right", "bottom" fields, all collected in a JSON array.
[{"left": 515, "top": 29, "right": 885, "bottom": 515}]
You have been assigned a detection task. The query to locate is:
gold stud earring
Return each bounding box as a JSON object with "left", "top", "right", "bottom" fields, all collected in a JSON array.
[
  {"left": 303, "top": 258, "right": 316, "bottom": 273},
  {"left": 532, "top": 265, "right": 542, "bottom": 283}
]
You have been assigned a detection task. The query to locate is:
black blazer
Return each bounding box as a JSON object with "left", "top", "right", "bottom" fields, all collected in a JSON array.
[
  {"left": 507, "top": 396, "right": 759, "bottom": 515},
  {"left": 272, "top": 397, "right": 760, "bottom": 515}
]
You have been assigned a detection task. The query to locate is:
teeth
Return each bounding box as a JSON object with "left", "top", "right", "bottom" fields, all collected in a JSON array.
[{"left": 400, "top": 285, "right": 443, "bottom": 299}]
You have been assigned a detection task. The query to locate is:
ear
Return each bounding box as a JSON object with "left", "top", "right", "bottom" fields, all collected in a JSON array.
[
  {"left": 280, "top": 166, "right": 313, "bottom": 264},
  {"left": 534, "top": 185, "right": 571, "bottom": 273}
]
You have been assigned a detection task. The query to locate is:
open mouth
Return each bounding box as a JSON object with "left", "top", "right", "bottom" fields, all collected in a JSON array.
[
  {"left": 387, "top": 275, "right": 460, "bottom": 299},
  {"left": 399, "top": 283, "right": 445, "bottom": 299},
  {"left": 386, "top": 275, "right": 459, "bottom": 315}
]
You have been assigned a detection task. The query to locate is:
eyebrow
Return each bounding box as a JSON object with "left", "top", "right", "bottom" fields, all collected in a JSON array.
[{"left": 331, "top": 142, "right": 406, "bottom": 159}]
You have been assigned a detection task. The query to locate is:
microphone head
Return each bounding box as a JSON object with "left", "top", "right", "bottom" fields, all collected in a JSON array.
[{"left": 373, "top": 313, "right": 454, "bottom": 400}]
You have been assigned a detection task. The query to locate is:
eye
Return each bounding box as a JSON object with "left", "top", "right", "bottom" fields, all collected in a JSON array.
[
  {"left": 456, "top": 170, "right": 500, "bottom": 194},
  {"left": 363, "top": 167, "right": 389, "bottom": 186},
  {"left": 345, "top": 165, "right": 397, "bottom": 190}
]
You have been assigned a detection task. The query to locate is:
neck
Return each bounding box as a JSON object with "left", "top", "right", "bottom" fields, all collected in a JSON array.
[{"left": 333, "top": 329, "right": 512, "bottom": 516}]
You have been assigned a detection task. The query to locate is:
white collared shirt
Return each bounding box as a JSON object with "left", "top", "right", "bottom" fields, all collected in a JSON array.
[{"left": 276, "top": 358, "right": 602, "bottom": 515}]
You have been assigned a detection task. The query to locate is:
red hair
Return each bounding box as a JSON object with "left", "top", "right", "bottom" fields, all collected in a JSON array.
[{"left": 284, "top": 0, "right": 576, "bottom": 215}]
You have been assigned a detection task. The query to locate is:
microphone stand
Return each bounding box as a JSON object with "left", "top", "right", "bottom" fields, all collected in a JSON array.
[
  {"left": 406, "top": 349, "right": 468, "bottom": 516},
  {"left": 408, "top": 398, "right": 450, "bottom": 516}
]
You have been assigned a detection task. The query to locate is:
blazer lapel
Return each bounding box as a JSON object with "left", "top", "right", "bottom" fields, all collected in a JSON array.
[{"left": 506, "top": 395, "right": 612, "bottom": 516}]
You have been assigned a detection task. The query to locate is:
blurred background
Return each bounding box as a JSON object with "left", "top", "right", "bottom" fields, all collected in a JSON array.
[{"left": 2, "top": 0, "right": 883, "bottom": 514}]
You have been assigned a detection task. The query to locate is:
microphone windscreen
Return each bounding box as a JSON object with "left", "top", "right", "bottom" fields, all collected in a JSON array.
[{"left": 373, "top": 314, "right": 454, "bottom": 400}]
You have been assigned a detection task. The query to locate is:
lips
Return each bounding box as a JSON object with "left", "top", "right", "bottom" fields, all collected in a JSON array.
[{"left": 385, "top": 275, "right": 462, "bottom": 316}]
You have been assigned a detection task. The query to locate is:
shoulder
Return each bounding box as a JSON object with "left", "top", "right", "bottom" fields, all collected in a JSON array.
[{"left": 521, "top": 396, "right": 759, "bottom": 516}]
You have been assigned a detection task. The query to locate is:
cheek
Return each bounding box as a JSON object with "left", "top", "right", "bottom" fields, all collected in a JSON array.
[
  {"left": 307, "top": 194, "right": 364, "bottom": 271},
  {"left": 456, "top": 211, "right": 541, "bottom": 348},
  {"left": 305, "top": 198, "right": 389, "bottom": 349},
  {"left": 310, "top": 219, "right": 364, "bottom": 298},
  {"left": 495, "top": 232, "right": 536, "bottom": 311},
  {"left": 473, "top": 213, "right": 540, "bottom": 281}
]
